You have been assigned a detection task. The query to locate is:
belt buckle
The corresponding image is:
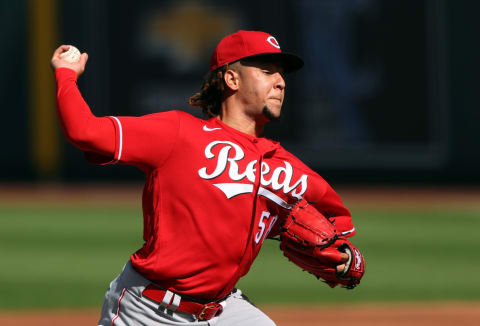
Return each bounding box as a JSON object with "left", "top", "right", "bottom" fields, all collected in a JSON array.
[{"left": 198, "top": 302, "right": 222, "bottom": 321}]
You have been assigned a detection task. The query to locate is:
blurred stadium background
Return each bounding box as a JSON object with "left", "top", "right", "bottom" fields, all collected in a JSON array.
[
  {"left": 2, "top": 0, "right": 480, "bottom": 184},
  {"left": 1, "top": 0, "right": 480, "bottom": 324}
]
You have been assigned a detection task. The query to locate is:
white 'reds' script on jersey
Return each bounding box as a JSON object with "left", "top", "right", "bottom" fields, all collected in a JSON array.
[{"left": 198, "top": 141, "right": 308, "bottom": 205}]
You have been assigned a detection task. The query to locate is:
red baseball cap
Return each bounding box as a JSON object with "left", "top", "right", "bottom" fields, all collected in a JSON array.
[{"left": 209, "top": 30, "right": 303, "bottom": 73}]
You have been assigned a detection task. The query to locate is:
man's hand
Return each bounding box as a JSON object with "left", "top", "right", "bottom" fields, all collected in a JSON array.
[
  {"left": 50, "top": 45, "right": 88, "bottom": 76},
  {"left": 336, "top": 252, "right": 349, "bottom": 273}
]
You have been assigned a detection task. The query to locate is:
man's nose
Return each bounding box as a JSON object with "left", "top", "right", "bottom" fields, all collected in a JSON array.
[{"left": 275, "top": 73, "right": 286, "bottom": 90}]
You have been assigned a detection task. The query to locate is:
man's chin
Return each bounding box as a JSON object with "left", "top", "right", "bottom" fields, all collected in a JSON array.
[{"left": 262, "top": 106, "right": 281, "bottom": 122}]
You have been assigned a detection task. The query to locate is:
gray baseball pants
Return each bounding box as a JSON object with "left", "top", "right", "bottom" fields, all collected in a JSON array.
[{"left": 98, "top": 261, "right": 276, "bottom": 326}]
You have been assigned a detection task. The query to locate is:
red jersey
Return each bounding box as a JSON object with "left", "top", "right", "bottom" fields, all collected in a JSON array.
[{"left": 55, "top": 68, "right": 355, "bottom": 300}]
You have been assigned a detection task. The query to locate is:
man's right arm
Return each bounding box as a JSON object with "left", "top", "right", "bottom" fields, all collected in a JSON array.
[
  {"left": 51, "top": 45, "right": 181, "bottom": 169},
  {"left": 51, "top": 45, "right": 115, "bottom": 157}
]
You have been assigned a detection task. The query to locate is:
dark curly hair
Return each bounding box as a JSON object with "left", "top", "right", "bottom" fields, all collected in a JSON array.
[{"left": 188, "top": 65, "right": 228, "bottom": 118}]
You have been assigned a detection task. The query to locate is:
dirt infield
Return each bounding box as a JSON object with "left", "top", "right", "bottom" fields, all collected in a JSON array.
[
  {"left": 1, "top": 302, "right": 480, "bottom": 325},
  {"left": 263, "top": 303, "right": 480, "bottom": 325}
]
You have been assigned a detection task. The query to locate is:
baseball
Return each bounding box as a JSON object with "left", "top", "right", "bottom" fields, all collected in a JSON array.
[{"left": 60, "top": 45, "right": 81, "bottom": 63}]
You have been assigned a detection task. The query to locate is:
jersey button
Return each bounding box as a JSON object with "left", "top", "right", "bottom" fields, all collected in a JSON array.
[{"left": 253, "top": 139, "right": 259, "bottom": 143}]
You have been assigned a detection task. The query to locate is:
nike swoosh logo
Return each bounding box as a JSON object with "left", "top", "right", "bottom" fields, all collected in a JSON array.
[{"left": 203, "top": 125, "right": 221, "bottom": 132}]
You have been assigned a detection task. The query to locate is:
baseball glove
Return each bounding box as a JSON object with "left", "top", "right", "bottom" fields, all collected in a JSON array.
[{"left": 279, "top": 199, "right": 365, "bottom": 289}]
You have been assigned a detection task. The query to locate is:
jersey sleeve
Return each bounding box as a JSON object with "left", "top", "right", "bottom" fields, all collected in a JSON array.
[
  {"left": 313, "top": 183, "right": 356, "bottom": 237},
  {"left": 269, "top": 148, "right": 357, "bottom": 238},
  {"left": 301, "top": 169, "right": 356, "bottom": 237},
  {"left": 55, "top": 68, "right": 116, "bottom": 157},
  {"left": 95, "top": 111, "right": 180, "bottom": 169},
  {"left": 55, "top": 67, "right": 180, "bottom": 170}
]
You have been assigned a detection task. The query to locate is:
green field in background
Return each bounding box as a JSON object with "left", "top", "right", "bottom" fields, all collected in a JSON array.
[{"left": 1, "top": 201, "right": 479, "bottom": 309}]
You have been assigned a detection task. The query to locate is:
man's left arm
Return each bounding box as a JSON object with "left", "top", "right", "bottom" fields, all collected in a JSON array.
[{"left": 310, "top": 183, "right": 356, "bottom": 238}]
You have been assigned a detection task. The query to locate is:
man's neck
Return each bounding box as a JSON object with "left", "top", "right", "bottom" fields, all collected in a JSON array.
[{"left": 217, "top": 109, "right": 266, "bottom": 137}]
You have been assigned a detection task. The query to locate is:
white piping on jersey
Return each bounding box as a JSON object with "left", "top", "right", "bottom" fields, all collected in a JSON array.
[
  {"left": 257, "top": 186, "right": 294, "bottom": 209},
  {"left": 341, "top": 227, "right": 355, "bottom": 235},
  {"left": 110, "top": 116, "right": 123, "bottom": 163},
  {"left": 203, "top": 125, "right": 222, "bottom": 132}
]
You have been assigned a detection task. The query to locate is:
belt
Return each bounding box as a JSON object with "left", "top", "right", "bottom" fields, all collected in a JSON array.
[{"left": 142, "top": 284, "right": 224, "bottom": 321}]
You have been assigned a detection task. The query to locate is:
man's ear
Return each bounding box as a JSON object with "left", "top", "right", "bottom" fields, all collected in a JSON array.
[{"left": 224, "top": 69, "right": 240, "bottom": 91}]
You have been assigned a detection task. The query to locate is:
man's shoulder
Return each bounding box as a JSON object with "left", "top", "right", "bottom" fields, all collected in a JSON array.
[
  {"left": 145, "top": 110, "right": 205, "bottom": 124},
  {"left": 176, "top": 110, "right": 208, "bottom": 124}
]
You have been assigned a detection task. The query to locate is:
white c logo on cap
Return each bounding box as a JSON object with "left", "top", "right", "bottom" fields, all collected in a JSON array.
[{"left": 266, "top": 36, "right": 280, "bottom": 49}]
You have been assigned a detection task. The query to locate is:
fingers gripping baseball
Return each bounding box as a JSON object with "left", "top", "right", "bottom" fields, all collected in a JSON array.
[{"left": 51, "top": 45, "right": 88, "bottom": 76}]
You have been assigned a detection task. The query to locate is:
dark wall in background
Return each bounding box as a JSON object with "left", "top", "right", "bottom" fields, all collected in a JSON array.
[
  {"left": 1, "top": 0, "right": 478, "bottom": 184},
  {"left": 447, "top": 0, "right": 480, "bottom": 183},
  {"left": 1, "top": 1, "right": 30, "bottom": 180}
]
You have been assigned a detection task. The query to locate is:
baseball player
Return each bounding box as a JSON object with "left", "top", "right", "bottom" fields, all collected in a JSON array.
[{"left": 51, "top": 30, "right": 360, "bottom": 325}]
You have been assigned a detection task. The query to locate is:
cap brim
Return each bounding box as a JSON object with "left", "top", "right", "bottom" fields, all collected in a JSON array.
[{"left": 241, "top": 52, "right": 304, "bottom": 73}]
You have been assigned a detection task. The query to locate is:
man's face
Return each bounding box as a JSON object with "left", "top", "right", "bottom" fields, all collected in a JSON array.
[{"left": 235, "top": 59, "right": 286, "bottom": 122}]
